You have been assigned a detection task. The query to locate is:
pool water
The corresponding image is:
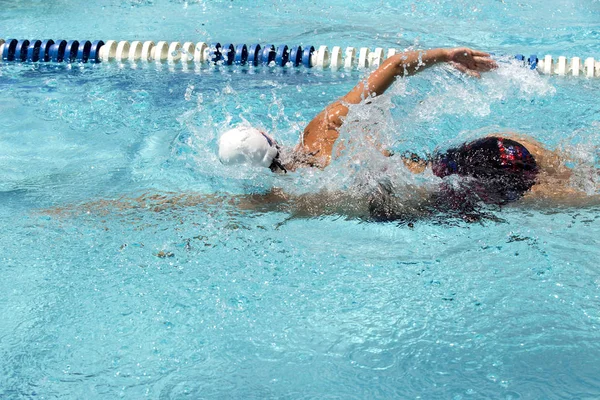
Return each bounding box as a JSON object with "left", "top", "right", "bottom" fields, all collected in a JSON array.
[{"left": 1, "top": 1, "right": 600, "bottom": 398}]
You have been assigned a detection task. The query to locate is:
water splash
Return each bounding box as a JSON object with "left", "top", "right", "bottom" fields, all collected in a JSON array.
[{"left": 559, "top": 122, "right": 600, "bottom": 195}]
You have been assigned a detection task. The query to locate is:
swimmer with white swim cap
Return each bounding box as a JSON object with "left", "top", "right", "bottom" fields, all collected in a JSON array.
[
  {"left": 218, "top": 47, "right": 597, "bottom": 208},
  {"left": 218, "top": 125, "right": 287, "bottom": 172}
]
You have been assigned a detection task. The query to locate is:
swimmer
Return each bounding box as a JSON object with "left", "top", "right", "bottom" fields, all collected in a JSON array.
[
  {"left": 218, "top": 47, "right": 600, "bottom": 217},
  {"left": 51, "top": 48, "right": 598, "bottom": 223}
]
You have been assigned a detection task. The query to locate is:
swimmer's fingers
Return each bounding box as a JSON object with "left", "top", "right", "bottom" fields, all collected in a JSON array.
[
  {"left": 450, "top": 61, "right": 481, "bottom": 78},
  {"left": 470, "top": 49, "right": 491, "bottom": 57},
  {"left": 473, "top": 56, "right": 498, "bottom": 71},
  {"left": 447, "top": 48, "right": 497, "bottom": 72}
]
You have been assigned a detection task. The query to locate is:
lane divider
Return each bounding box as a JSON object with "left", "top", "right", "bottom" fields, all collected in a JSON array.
[
  {"left": 514, "top": 53, "right": 599, "bottom": 77},
  {"left": 1, "top": 38, "right": 599, "bottom": 76}
]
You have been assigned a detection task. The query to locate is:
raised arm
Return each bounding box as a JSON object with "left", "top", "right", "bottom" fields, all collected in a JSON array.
[
  {"left": 343, "top": 48, "right": 449, "bottom": 104},
  {"left": 298, "top": 48, "right": 496, "bottom": 167}
]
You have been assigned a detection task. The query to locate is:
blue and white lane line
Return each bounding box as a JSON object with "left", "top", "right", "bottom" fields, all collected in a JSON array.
[{"left": 1, "top": 38, "right": 598, "bottom": 76}]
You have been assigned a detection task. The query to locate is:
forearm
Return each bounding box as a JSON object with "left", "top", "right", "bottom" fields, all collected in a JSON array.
[
  {"left": 390, "top": 48, "right": 448, "bottom": 77},
  {"left": 345, "top": 48, "right": 449, "bottom": 103}
]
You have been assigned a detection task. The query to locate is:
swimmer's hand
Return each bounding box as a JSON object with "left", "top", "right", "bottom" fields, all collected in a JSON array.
[{"left": 445, "top": 48, "right": 497, "bottom": 78}]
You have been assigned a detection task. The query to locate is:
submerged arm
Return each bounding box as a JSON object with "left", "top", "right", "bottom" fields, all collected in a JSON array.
[{"left": 299, "top": 48, "right": 497, "bottom": 167}]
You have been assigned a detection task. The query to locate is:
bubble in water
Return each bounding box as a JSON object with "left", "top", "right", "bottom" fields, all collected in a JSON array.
[{"left": 184, "top": 85, "right": 194, "bottom": 101}]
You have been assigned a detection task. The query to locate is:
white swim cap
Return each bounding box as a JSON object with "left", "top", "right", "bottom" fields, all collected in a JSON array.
[{"left": 218, "top": 126, "right": 279, "bottom": 168}]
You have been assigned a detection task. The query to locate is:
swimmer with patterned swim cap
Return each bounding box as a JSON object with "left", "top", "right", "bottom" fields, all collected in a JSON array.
[{"left": 218, "top": 47, "right": 596, "bottom": 216}]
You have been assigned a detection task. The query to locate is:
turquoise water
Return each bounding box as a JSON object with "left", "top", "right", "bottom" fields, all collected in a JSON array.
[{"left": 2, "top": 1, "right": 600, "bottom": 399}]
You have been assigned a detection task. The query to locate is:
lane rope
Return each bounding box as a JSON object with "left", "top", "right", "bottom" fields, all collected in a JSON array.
[{"left": 1, "top": 38, "right": 599, "bottom": 76}]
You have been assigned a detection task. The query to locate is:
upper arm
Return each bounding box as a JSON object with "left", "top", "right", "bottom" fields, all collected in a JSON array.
[
  {"left": 298, "top": 101, "right": 348, "bottom": 167},
  {"left": 298, "top": 49, "right": 448, "bottom": 167},
  {"left": 298, "top": 65, "right": 398, "bottom": 166}
]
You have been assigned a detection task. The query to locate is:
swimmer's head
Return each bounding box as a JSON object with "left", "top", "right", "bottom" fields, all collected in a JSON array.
[
  {"left": 218, "top": 125, "right": 286, "bottom": 173},
  {"left": 431, "top": 137, "right": 538, "bottom": 203}
]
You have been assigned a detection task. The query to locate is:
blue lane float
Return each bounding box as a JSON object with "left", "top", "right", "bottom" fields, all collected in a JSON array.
[
  {"left": 49, "top": 40, "right": 67, "bottom": 62},
  {"left": 64, "top": 40, "right": 79, "bottom": 63},
  {"left": 302, "top": 46, "right": 315, "bottom": 68},
  {"left": 528, "top": 54, "right": 538, "bottom": 70},
  {"left": 15, "top": 39, "right": 30, "bottom": 62},
  {"left": 275, "top": 45, "right": 289, "bottom": 67},
  {"left": 234, "top": 44, "right": 248, "bottom": 65},
  {"left": 248, "top": 44, "right": 261, "bottom": 66},
  {"left": 2, "top": 38, "right": 18, "bottom": 61},
  {"left": 26, "top": 40, "right": 42, "bottom": 62},
  {"left": 261, "top": 45, "right": 275, "bottom": 65},
  {"left": 221, "top": 43, "right": 235, "bottom": 65},
  {"left": 39, "top": 39, "right": 55, "bottom": 62},
  {"left": 0, "top": 37, "right": 597, "bottom": 77},
  {"left": 77, "top": 40, "right": 91, "bottom": 63},
  {"left": 209, "top": 42, "right": 222, "bottom": 63},
  {"left": 289, "top": 46, "right": 302, "bottom": 67},
  {"left": 89, "top": 40, "right": 104, "bottom": 63}
]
